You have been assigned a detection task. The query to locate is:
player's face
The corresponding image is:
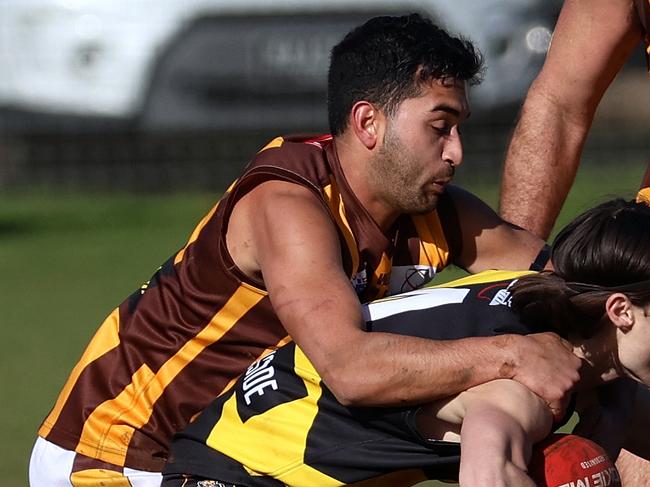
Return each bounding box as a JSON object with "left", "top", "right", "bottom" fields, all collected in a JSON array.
[
  {"left": 617, "top": 302, "right": 650, "bottom": 385},
  {"left": 369, "top": 77, "right": 469, "bottom": 214}
]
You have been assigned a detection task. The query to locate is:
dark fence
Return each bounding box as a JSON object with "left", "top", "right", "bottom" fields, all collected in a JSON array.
[{"left": 1, "top": 72, "right": 648, "bottom": 194}]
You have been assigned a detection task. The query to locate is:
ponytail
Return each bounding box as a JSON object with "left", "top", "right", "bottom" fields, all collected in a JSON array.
[
  {"left": 511, "top": 273, "right": 610, "bottom": 338},
  {"left": 511, "top": 198, "right": 650, "bottom": 337}
]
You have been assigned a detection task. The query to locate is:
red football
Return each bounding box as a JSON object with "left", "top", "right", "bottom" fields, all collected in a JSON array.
[{"left": 528, "top": 434, "right": 621, "bottom": 487}]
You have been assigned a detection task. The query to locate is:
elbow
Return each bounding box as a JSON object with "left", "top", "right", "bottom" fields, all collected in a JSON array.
[
  {"left": 465, "top": 379, "right": 553, "bottom": 442},
  {"left": 320, "top": 367, "right": 374, "bottom": 407}
]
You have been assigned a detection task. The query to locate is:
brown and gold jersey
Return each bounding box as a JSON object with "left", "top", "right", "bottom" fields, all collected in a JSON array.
[{"left": 38, "top": 134, "right": 454, "bottom": 471}]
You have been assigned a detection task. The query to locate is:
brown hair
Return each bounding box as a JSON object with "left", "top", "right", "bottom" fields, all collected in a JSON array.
[{"left": 511, "top": 198, "right": 650, "bottom": 337}]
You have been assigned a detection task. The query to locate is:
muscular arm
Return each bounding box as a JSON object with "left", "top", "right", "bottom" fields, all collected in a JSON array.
[
  {"left": 418, "top": 379, "right": 553, "bottom": 487},
  {"left": 500, "top": 0, "right": 644, "bottom": 239},
  {"left": 446, "top": 185, "right": 550, "bottom": 273},
  {"left": 228, "top": 180, "right": 580, "bottom": 411}
]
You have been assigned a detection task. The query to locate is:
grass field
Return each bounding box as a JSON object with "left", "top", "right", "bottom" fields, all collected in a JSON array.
[{"left": 2, "top": 159, "right": 647, "bottom": 486}]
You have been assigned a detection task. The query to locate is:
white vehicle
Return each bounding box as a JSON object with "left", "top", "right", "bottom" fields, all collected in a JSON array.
[{"left": 0, "top": 0, "right": 556, "bottom": 132}]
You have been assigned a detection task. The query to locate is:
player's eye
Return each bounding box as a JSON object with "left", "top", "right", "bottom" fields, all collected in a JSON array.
[{"left": 431, "top": 122, "right": 452, "bottom": 135}]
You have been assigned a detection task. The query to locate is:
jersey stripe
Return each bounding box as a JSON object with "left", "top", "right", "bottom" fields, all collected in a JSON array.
[
  {"left": 258, "top": 136, "right": 285, "bottom": 153},
  {"left": 39, "top": 308, "right": 122, "bottom": 438},
  {"left": 75, "top": 284, "right": 266, "bottom": 466},
  {"left": 411, "top": 213, "right": 449, "bottom": 270},
  {"left": 428, "top": 269, "right": 534, "bottom": 289},
  {"left": 362, "top": 288, "right": 470, "bottom": 322},
  {"left": 70, "top": 469, "right": 132, "bottom": 487},
  {"left": 323, "top": 179, "right": 360, "bottom": 276},
  {"left": 206, "top": 347, "right": 337, "bottom": 485},
  {"left": 174, "top": 202, "right": 220, "bottom": 265}
]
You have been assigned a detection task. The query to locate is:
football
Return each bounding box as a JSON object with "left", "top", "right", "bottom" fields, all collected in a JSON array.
[{"left": 528, "top": 434, "right": 621, "bottom": 487}]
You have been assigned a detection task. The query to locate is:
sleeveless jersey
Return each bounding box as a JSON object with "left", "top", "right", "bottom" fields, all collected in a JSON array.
[
  {"left": 163, "top": 270, "right": 544, "bottom": 486},
  {"left": 38, "top": 134, "right": 454, "bottom": 471}
]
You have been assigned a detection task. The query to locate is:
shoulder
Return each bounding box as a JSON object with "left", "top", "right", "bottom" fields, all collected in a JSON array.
[{"left": 247, "top": 134, "right": 335, "bottom": 185}]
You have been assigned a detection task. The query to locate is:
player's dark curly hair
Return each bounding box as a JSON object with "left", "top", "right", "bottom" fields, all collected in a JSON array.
[
  {"left": 511, "top": 198, "right": 650, "bottom": 338},
  {"left": 327, "top": 13, "right": 484, "bottom": 136}
]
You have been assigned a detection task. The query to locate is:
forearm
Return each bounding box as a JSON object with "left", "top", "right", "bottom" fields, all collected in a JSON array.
[
  {"left": 500, "top": 89, "right": 590, "bottom": 239},
  {"left": 319, "top": 332, "right": 519, "bottom": 406},
  {"left": 321, "top": 332, "right": 548, "bottom": 407},
  {"left": 458, "top": 380, "right": 552, "bottom": 487},
  {"left": 417, "top": 379, "right": 552, "bottom": 486},
  {"left": 459, "top": 406, "right": 535, "bottom": 487},
  {"left": 499, "top": 0, "right": 643, "bottom": 239}
]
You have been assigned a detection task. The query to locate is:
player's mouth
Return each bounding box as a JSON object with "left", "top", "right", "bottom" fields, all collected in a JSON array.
[{"left": 431, "top": 178, "right": 451, "bottom": 193}]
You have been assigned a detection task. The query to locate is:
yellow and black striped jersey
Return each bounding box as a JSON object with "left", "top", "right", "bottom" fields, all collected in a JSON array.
[
  {"left": 39, "top": 134, "right": 456, "bottom": 471},
  {"left": 164, "top": 270, "right": 542, "bottom": 486}
]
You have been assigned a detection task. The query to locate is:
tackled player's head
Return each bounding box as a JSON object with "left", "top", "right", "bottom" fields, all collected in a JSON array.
[
  {"left": 512, "top": 198, "right": 650, "bottom": 336},
  {"left": 327, "top": 13, "right": 483, "bottom": 137},
  {"left": 511, "top": 198, "right": 650, "bottom": 383}
]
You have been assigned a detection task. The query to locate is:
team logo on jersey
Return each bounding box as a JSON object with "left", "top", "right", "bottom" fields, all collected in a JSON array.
[
  {"left": 477, "top": 279, "right": 518, "bottom": 307},
  {"left": 389, "top": 265, "right": 436, "bottom": 294},
  {"left": 489, "top": 289, "right": 512, "bottom": 307},
  {"left": 351, "top": 266, "right": 368, "bottom": 296}
]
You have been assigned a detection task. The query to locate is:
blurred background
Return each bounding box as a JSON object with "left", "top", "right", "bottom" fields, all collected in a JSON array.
[{"left": 0, "top": 1, "right": 648, "bottom": 485}]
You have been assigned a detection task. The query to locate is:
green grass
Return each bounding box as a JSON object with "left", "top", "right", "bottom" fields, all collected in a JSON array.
[
  {"left": 0, "top": 192, "right": 217, "bottom": 486},
  {"left": 2, "top": 159, "right": 646, "bottom": 486}
]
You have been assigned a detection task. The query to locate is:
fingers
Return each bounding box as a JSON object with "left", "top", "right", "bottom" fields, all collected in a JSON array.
[{"left": 509, "top": 333, "right": 582, "bottom": 420}]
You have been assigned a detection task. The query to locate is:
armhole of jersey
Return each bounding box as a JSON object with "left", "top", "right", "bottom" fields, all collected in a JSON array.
[
  {"left": 218, "top": 165, "right": 333, "bottom": 289},
  {"left": 436, "top": 190, "right": 463, "bottom": 266},
  {"left": 403, "top": 407, "right": 430, "bottom": 445},
  {"left": 529, "top": 244, "right": 551, "bottom": 271}
]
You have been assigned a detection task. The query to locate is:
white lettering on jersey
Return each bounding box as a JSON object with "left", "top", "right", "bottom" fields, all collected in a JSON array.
[{"left": 243, "top": 352, "right": 278, "bottom": 405}]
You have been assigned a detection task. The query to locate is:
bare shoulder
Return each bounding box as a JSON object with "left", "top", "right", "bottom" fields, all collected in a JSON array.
[
  {"left": 227, "top": 179, "right": 340, "bottom": 280},
  {"left": 444, "top": 184, "right": 499, "bottom": 222},
  {"left": 443, "top": 185, "right": 545, "bottom": 272}
]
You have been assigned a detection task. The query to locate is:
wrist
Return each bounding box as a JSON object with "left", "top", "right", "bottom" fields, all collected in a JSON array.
[{"left": 489, "top": 334, "right": 520, "bottom": 381}]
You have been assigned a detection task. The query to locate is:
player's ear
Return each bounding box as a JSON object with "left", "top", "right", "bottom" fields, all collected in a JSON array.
[
  {"left": 349, "top": 101, "right": 384, "bottom": 150},
  {"left": 605, "top": 293, "right": 635, "bottom": 332}
]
